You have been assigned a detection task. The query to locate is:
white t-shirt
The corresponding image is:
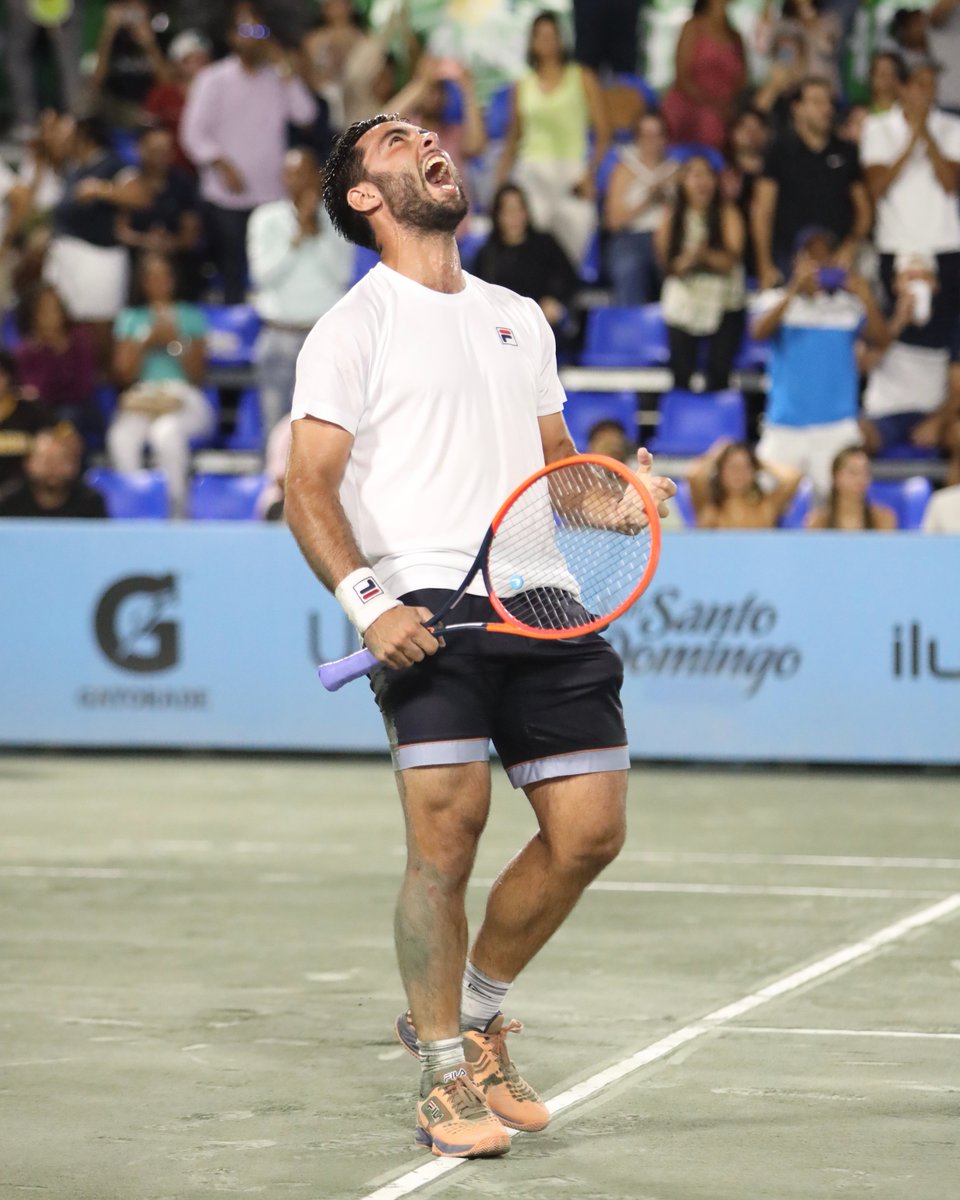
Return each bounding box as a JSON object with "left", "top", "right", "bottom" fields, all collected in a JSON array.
[
  {"left": 863, "top": 341, "right": 949, "bottom": 417},
  {"left": 860, "top": 106, "right": 960, "bottom": 254},
  {"left": 930, "top": 9, "right": 960, "bottom": 112},
  {"left": 291, "top": 263, "right": 566, "bottom": 597}
]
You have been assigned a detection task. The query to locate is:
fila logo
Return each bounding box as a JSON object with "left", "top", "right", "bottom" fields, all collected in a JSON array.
[
  {"left": 497, "top": 326, "right": 518, "bottom": 346},
  {"left": 442, "top": 1067, "right": 467, "bottom": 1084},
  {"left": 353, "top": 577, "right": 383, "bottom": 604},
  {"left": 424, "top": 1099, "right": 444, "bottom": 1121}
]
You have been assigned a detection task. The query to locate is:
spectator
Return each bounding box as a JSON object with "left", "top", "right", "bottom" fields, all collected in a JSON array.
[
  {"left": 861, "top": 58, "right": 960, "bottom": 331},
  {"left": 654, "top": 155, "right": 746, "bottom": 391},
  {"left": 886, "top": 8, "right": 931, "bottom": 72},
  {"left": 586, "top": 418, "right": 637, "bottom": 466},
  {"left": 688, "top": 438, "right": 802, "bottom": 527},
  {"left": 573, "top": 0, "right": 643, "bottom": 75},
  {"left": 860, "top": 255, "right": 960, "bottom": 484},
  {"left": 45, "top": 116, "right": 150, "bottom": 365},
  {"left": 89, "top": 0, "right": 172, "bottom": 129},
  {"left": 757, "top": 0, "right": 843, "bottom": 98},
  {"left": 603, "top": 111, "right": 679, "bottom": 306},
  {"left": 752, "top": 26, "right": 807, "bottom": 133},
  {"left": 116, "top": 125, "right": 203, "bottom": 299},
  {"left": 473, "top": 184, "right": 580, "bottom": 345},
  {"left": 180, "top": 2, "right": 317, "bottom": 304},
  {"left": 144, "top": 30, "right": 214, "bottom": 172},
  {"left": 0, "top": 424, "right": 106, "bottom": 519},
  {"left": 869, "top": 50, "right": 903, "bottom": 114},
  {"left": 3, "top": 0, "right": 82, "bottom": 142},
  {"left": 256, "top": 414, "right": 291, "bottom": 521},
  {"left": 0, "top": 349, "right": 52, "bottom": 490},
  {"left": 922, "top": 482, "right": 960, "bottom": 530},
  {"left": 306, "top": 0, "right": 390, "bottom": 130},
  {"left": 108, "top": 252, "right": 214, "bottom": 518},
  {"left": 247, "top": 147, "right": 353, "bottom": 438},
  {"left": 839, "top": 103, "right": 869, "bottom": 145},
  {"left": 13, "top": 285, "right": 99, "bottom": 438},
  {"left": 722, "top": 107, "right": 769, "bottom": 279},
  {"left": 805, "top": 445, "right": 897, "bottom": 528},
  {"left": 751, "top": 227, "right": 892, "bottom": 496},
  {"left": 496, "top": 10, "right": 610, "bottom": 267},
  {"left": 662, "top": 0, "right": 747, "bottom": 152},
  {"left": 929, "top": 0, "right": 960, "bottom": 115},
  {"left": 752, "top": 75, "right": 870, "bottom": 288}
]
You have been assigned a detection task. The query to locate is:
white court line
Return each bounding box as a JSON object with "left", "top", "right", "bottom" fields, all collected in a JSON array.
[
  {"left": 358, "top": 893, "right": 960, "bottom": 1200},
  {"left": 732, "top": 1026, "right": 960, "bottom": 1042},
  {"left": 473, "top": 879, "right": 947, "bottom": 900},
  {"left": 618, "top": 851, "right": 960, "bottom": 871}
]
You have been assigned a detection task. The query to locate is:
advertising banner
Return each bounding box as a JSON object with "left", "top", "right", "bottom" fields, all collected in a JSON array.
[{"left": 1, "top": 522, "right": 957, "bottom": 763}]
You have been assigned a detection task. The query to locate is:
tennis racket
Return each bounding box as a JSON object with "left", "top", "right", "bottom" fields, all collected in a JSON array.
[{"left": 318, "top": 453, "right": 661, "bottom": 692}]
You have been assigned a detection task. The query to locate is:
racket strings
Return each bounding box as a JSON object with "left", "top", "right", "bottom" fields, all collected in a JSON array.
[{"left": 487, "top": 461, "right": 653, "bottom": 633}]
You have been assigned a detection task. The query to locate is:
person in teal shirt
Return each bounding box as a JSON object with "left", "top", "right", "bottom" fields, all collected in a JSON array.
[{"left": 107, "top": 252, "right": 214, "bottom": 516}]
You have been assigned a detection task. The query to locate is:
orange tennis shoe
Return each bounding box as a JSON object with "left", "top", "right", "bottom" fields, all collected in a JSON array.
[
  {"left": 415, "top": 1063, "right": 511, "bottom": 1158},
  {"left": 395, "top": 1011, "right": 550, "bottom": 1133}
]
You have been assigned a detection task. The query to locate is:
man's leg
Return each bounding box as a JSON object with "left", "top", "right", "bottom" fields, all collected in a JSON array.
[
  {"left": 394, "top": 761, "right": 490, "bottom": 1043},
  {"left": 469, "top": 770, "right": 627, "bottom": 982}
]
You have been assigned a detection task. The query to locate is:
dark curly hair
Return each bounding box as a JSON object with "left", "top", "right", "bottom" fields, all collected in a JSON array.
[{"left": 322, "top": 113, "right": 398, "bottom": 251}]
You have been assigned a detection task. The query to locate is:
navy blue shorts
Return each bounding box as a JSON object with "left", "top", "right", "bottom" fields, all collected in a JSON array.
[
  {"left": 370, "top": 590, "right": 629, "bottom": 788},
  {"left": 870, "top": 411, "right": 932, "bottom": 452}
]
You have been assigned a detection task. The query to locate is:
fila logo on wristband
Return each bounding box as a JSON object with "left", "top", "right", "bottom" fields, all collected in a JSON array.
[{"left": 354, "top": 577, "right": 383, "bottom": 603}]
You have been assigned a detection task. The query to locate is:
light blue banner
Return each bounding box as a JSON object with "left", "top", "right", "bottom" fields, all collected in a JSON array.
[{"left": 1, "top": 522, "right": 958, "bottom": 763}]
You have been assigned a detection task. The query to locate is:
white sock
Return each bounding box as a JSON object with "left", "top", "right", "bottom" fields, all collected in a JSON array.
[
  {"left": 418, "top": 1036, "right": 465, "bottom": 1095},
  {"left": 460, "top": 961, "right": 511, "bottom": 1032}
]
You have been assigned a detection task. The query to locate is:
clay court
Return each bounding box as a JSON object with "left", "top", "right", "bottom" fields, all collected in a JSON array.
[{"left": 2, "top": 754, "right": 958, "bottom": 1200}]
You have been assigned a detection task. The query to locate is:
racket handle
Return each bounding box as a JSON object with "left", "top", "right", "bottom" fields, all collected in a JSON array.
[{"left": 318, "top": 647, "right": 381, "bottom": 691}]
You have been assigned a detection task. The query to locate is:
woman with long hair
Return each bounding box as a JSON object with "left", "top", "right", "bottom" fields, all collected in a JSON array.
[
  {"left": 496, "top": 10, "right": 610, "bottom": 267},
  {"left": 14, "top": 285, "right": 98, "bottom": 435},
  {"left": 654, "top": 154, "right": 745, "bottom": 390},
  {"left": 806, "top": 445, "right": 897, "bottom": 529},
  {"left": 689, "top": 438, "right": 801, "bottom": 527},
  {"left": 473, "top": 183, "right": 579, "bottom": 339},
  {"left": 662, "top": 0, "right": 746, "bottom": 150}
]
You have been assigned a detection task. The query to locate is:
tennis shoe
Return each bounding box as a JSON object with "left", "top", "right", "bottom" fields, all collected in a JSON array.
[
  {"left": 395, "top": 1010, "right": 549, "bottom": 1132},
  {"left": 415, "top": 1063, "right": 511, "bottom": 1158}
]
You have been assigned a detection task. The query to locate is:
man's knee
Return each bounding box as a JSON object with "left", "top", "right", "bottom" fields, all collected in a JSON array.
[{"left": 400, "top": 763, "right": 490, "bottom": 888}]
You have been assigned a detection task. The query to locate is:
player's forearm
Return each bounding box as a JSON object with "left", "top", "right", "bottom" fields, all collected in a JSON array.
[{"left": 285, "top": 481, "right": 367, "bottom": 593}]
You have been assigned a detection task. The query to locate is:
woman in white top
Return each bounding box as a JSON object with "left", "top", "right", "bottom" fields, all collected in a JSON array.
[
  {"left": 603, "top": 111, "right": 678, "bottom": 306},
  {"left": 496, "top": 11, "right": 610, "bottom": 267}
]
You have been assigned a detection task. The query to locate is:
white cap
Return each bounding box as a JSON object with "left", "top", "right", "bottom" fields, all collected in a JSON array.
[{"left": 169, "top": 30, "right": 211, "bottom": 63}]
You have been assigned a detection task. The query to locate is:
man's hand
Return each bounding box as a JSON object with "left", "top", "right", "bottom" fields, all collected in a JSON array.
[
  {"left": 911, "top": 413, "right": 943, "bottom": 448},
  {"left": 363, "top": 605, "right": 442, "bottom": 669},
  {"left": 294, "top": 190, "right": 320, "bottom": 239},
  {"left": 758, "top": 263, "right": 783, "bottom": 291},
  {"left": 635, "top": 447, "right": 677, "bottom": 518},
  {"left": 214, "top": 158, "right": 245, "bottom": 195}
]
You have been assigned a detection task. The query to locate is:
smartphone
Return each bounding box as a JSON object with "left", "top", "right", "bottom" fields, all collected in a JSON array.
[{"left": 817, "top": 266, "right": 847, "bottom": 292}]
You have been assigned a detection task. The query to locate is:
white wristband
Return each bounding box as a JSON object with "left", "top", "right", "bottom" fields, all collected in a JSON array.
[{"left": 334, "top": 568, "right": 401, "bottom": 635}]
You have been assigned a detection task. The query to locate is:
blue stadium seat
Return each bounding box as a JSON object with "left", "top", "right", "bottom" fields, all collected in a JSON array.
[
  {"left": 595, "top": 146, "right": 621, "bottom": 204},
  {"left": 189, "top": 473, "right": 268, "bottom": 520},
  {"left": 563, "top": 390, "right": 638, "bottom": 450},
  {"left": 457, "top": 229, "right": 487, "bottom": 271},
  {"left": 111, "top": 128, "right": 140, "bottom": 166},
  {"left": 580, "top": 230, "right": 602, "bottom": 284},
  {"left": 868, "top": 477, "right": 933, "bottom": 530},
  {"left": 85, "top": 468, "right": 169, "bottom": 519},
  {"left": 778, "top": 477, "right": 814, "bottom": 528},
  {"left": 666, "top": 143, "right": 726, "bottom": 173},
  {"left": 225, "top": 387, "right": 263, "bottom": 451},
  {"left": 485, "top": 84, "right": 513, "bottom": 141},
  {"left": 648, "top": 389, "right": 746, "bottom": 455},
  {"left": 581, "top": 304, "right": 669, "bottom": 367},
  {"left": 2, "top": 308, "right": 21, "bottom": 348},
  {"left": 200, "top": 304, "right": 261, "bottom": 367},
  {"left": 734, "top": 329, "right": 771, "bottom": 371},
  {"left": 674, "top": 478, "right": 696, "bottom": 527},
  {"left": 351, "top": 245, "right": 380, "bottom": 286},
  {"left": 876, "top": 441, "right": 939, "bottom": 461}
]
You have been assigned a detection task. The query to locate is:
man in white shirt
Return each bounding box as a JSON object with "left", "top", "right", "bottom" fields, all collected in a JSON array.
[
  {"left": 180, "top": 2, "right": 316, "bottom": 302},
  {"left": 860, "top": 56, "right": 960, "bottom": 330},
  {"left": 285, "top": 113, "right": 674, "bottom": 1159},
  {"left": 922, "top": 483, "right": 960, "bottom": 530},
  {"left": 247, "top": 148, "right": 352, "bottom": 440}
]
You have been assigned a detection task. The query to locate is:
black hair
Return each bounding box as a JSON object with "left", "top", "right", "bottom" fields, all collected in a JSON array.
[
  {"left": 710, "top": 441, "right": 763, "bottom": 509},
  {"left": 826, "top": 445, "right": 874, "bottom": 529},
  {"left": 587, "top": 419, "right": 629, "bottom": 441},
  {"left": 888, "top": 6, "right": 924, "bottom": 41},
  {"left": 316, "top": 0, "right": 368, "bottom": 31},
  {"left": 526, "top": 10, "right": 569, "bottom": 69},
  {"left": 0, "top": 347, "right": 17, "bottom": 385},
  {"left": 322, "top": 113, "right": 397, "bottom": 251},
  {"left": 794, "top": 73, "right": 834, "bottom": 102},
  {"left": 136, "top": 121, "right": 168, "bottom": 141},
  {"left": 490, "top": 183, "right": 531, "bottom": 243},
  {"left": 131, "top": 250, "right": 177, "bottom": 305},
  {"left": 870, "top": 48, "right": 905, "bottom": 81},
  {"left": 16, "top": 283, "right": 73, "bottom": 338},
  {"left": 666, "top": 156, "right": 724, "bottom": 266},
  {"left": 74, "top": 115, "right": 110, "bottom": 150}
]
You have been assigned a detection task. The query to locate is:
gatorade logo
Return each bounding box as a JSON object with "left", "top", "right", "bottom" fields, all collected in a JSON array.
[{"left": 94, "top": 574, "right": 180, "bottom": 673}]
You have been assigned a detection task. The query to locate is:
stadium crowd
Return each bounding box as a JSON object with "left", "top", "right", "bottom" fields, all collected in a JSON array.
[{"left": 1, "top": 0, "right": 960, "bottom": 532}]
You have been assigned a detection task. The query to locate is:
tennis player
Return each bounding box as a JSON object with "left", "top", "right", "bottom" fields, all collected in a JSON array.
[{"left": 285, "top": 114, "right": 676, "bottom": 1159}]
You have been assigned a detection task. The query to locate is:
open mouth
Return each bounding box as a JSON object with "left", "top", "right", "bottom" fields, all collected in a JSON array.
[{"left": 422, "top": 152, "right": 459, "bottom": 195}]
